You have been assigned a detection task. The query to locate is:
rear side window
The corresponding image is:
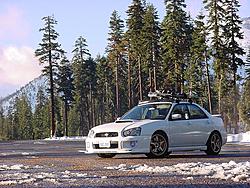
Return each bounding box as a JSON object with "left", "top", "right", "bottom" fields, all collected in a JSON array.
[
  {"left": 188, "top": 104, "right": 208, "bottom": 119},
  {"left": 170, "top": 104, "right": 189, "bottom": 120}
]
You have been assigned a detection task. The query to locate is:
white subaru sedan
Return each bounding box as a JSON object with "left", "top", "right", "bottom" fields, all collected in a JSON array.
[{"left": 85, "top": 101, "right": 227, "bottom": 158}]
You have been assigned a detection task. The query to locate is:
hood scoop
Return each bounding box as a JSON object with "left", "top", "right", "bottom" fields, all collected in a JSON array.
[{"left": 115, "top": 119, "right": 134, "bottom": 123}]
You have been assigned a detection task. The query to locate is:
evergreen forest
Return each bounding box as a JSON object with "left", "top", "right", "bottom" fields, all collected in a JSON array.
[{"left": 1, "top": 0, "right": 250, "bottom": 140}]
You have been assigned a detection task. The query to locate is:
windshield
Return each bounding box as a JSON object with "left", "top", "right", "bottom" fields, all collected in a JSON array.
[{"left": 121, "top": 103, "right": 171, "bottom": 120}]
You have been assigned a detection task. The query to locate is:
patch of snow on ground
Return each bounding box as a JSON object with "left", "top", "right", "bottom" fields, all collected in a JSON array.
[
  {"left": 44, "top": 136, "right": 86, "bottom": 141},
  {"left": 0, "top": 164, "right": 105, "bottom": 186},
  {"left": 105, "top": 160, "right": 250, "bottom": 182},
  {"left": 227, "top": 131, "right": 250, "bottom": 143}
]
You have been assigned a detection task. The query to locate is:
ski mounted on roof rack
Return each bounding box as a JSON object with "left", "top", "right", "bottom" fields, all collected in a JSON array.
[{"left": 147, "top": 90, "right": 193, "bottom": 103}]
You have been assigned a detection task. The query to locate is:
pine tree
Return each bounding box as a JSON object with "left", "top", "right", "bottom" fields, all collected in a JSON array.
[
  {"left": 238, "top": 48, "right": 250, "bottom": 131},
  {"left": 33, "top": 87, "right": 50, "bottom": 139},
  {"left": 57, "top": 55, "right": 74, "bottom": 136},
  {"left": 35, "top": 16, "right": 64, "bottom": 137},
  {"left": 161, "top": 0, "right": 192, "bottom": 93},
  {"left": 0, "top": 107, "right": 6, "bottom": 140},
  {"left": 96, "top": 56, "right": 115, "bottom": 124},
  {"left": 224, "top": 0, "right": 245, "bottom": 132},
  {"left": 126, "top": 0, "right": 145, "bottom": 103},
  {"left": 106, "top": 10, "right": 127, "bottom": 117},
  {"left": 186, "top": 12, "right": 212, "bottom": 111},
  {"left": 72, "top": 36, "right": 90, "bottom": 135},
  {"left": 84, "top": 57, "right": 97, "bottom": 129},
  {"left": 13, "top": 95, "right": 33, "bottom": 140},
  {"left": 238, "top": 80, "right": 250, "bottom": 131},
  {"left": 203, "top": 0, "right": 227, "bottom": 113},
  {"left": 5, "top": 105, "right": 14, "bottom": 140},
  {"left": 141, "top": 4, "right": 162, "bottom": 92}
]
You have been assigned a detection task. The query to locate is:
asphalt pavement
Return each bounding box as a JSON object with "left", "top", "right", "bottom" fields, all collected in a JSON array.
[{"left": 0, "top": 140, "right": 250, "bottom": 187}]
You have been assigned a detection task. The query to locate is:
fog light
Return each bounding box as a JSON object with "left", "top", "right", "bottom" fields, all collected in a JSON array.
[{"left": 130, "top": 141, "right": 138, "bottom": 148}]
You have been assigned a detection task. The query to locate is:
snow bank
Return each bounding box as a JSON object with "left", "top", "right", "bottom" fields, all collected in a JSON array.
[
  {"left": 227, "top": 131, "right": 250, "bottom": 143},
  {"left": 105, "top": 161, "right": 250, "bottom": 182},
  {"left": 44, "top": 136, "right": 86, "bottom": 141}
]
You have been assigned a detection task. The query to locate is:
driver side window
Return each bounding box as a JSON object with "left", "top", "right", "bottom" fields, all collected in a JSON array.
[{"left": 170, "top": 104, "right": 189, "bottom": 120}]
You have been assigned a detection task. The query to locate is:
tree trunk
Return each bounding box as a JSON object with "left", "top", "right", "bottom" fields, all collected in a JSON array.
[
  {"left": 49, "top": 52, "right": 56, "bottom": 137},
  {"left": 79, "top": 97, "right": 84, "bottom": 136},
  {"left": 138, "top": 56, "right": 143, "bottom": 101},
  {"left": 149, "top": 69, "right": 152, "bottom": 93},
  {"left": 115, "top": 55, "right": 120, "bottom": 117},
  {"left": 128, "top": 56, "right": 132, "bottom": 109},
  {"left": 48, "top": 17, "right": 56, "bottom": 138},
  {"left": 64, "top": 100, "right": 68, "bottom": 137},
  {"left": 205, "top": 52, "right": 212, "bottom": 113},
  {"left": 89, "top": 83, "right": 93, "bottom": 129},
  {"left": 233, "top": 68, "right": 238, "bottom": 133},
  {"left": 218, "top": 76, "right": 222, "bottom": 114},
  {"left": 153, "top": 66, "right": 157, "bottom": 91}
]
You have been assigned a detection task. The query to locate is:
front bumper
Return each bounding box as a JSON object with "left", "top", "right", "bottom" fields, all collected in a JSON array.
[{"left": 85, "top": 135, "right": 151, "bottom": 154}]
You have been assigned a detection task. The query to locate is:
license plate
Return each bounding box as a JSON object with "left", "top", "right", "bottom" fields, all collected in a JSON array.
[{"left": 99, "top": 140, "right": 110, "bottom": 148}]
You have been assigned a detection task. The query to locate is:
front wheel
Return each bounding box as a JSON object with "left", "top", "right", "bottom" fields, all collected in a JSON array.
[
  {"left": 205, "top": 132, "right": 222, "bottom": 155},
  {"left": 146, "top": 132, "right": 169, "bottom": 158},
  {"left": 97, "top": 154, "right": 116, "bottom": 158}
]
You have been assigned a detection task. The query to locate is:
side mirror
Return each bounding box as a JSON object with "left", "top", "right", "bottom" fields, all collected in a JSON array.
[
  {"left": 171, "top": 114, "right": 182, "bottom": 120},
  {"left": 115, "top": 117, "right": 121, "bottom": 122}
]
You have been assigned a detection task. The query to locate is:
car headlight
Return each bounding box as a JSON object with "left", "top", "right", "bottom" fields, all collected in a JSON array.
[
  {"left": 88, "top": 130, "right": 95, "bottom": 138},
  {"left": 122, "top": 127, "right": 141, "bottom": 137}
]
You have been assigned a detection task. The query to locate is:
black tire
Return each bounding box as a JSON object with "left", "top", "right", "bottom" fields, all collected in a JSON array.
[
  {"left": 205, "top": 132, "right": 222, "bottom": 155},
  {"left": 146, "top": 132, "right": 169, "bottom": 158},
  {"left": 97, "top": 154, "right": 116, "bottom": 158}
]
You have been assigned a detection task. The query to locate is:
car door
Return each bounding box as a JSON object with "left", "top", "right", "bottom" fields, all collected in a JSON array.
[
  {"left": 168, "top": 104, "right": 193, "bottom": 147},
  {"left": 186, "top": 104, "right": 211, "bottom": 146}
]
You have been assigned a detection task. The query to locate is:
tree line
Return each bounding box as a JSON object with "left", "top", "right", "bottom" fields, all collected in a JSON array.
[{"left": 1, "top": 0, "right": 250, "bottom": 140}]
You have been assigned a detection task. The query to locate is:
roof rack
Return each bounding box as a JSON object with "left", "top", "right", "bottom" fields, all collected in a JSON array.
[{"left": 147, "top": 90, "right": 193, "bottom": 103}]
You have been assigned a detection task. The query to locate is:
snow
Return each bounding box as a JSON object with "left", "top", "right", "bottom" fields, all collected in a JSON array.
[
  {"left": 0, "top": 75, "right": 48, "bottom": 114},
  {"left": 227, "top": 131, "right": 250, "bottom": 144},
  {"left": 44, "top": 136, "right": 86, "bottom": 141},
  {"left": 105, "top": 160, "right": 250, "bottom": 182},
  {"left": 0, "top": 164, "right": 106, "bottom": 186}
]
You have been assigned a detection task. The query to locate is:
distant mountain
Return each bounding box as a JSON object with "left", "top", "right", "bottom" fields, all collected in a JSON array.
[
  {"left": 0, "top": 75, "right": 48, "bottom": 114},
  {"left": 239, "top": 17, "right": 250, "bottom": 52}
]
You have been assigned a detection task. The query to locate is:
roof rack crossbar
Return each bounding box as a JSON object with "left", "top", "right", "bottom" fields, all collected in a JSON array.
[{"left": 148, "top": 91, "right": 192, "bottom": 103}]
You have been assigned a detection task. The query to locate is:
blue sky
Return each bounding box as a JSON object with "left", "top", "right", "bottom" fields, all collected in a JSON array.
[{"left": 0, "top": 0, "right": 250, "bottom": 98}]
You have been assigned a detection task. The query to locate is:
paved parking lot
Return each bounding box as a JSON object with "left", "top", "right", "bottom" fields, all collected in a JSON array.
[{"left": 0, "top": 140, "right": 250, "bottom": 187}]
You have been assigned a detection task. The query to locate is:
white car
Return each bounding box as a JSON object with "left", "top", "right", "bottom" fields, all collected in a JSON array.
[{"left": 85, "top": 100, "right": 227, "bottom": 158}]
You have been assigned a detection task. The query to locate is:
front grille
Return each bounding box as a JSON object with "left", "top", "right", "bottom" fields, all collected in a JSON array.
[
  {"left": 94, "top": 143, "right": 119, "bottom": 149},
  {"left": 95, "top": 132, "right": 118, "bottom": 138}
]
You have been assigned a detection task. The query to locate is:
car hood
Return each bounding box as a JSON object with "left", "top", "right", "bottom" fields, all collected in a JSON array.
[{"left": 91, "top": 119, "right": 154, "bottom": 133}]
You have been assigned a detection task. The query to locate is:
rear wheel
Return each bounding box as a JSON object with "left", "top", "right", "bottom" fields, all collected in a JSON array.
[
  {"left": 97, "top": 154, "right": 116, "bottom": 158},
  {"left": 146, "top": 132, "right": 169, "bottom": 158},
  {"left": 205, "top": 132, "right": 222, "bottom": 155}
]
